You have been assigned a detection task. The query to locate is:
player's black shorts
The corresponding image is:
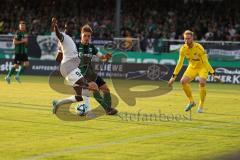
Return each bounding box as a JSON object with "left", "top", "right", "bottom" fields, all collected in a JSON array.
[
  {"left": 14, "top": 53, "right": 29, "bottom": 65},
  {"left": 95, "top": 76, "right": 106, "bottom": 87}
]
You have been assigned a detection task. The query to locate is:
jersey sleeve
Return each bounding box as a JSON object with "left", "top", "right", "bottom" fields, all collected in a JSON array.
[
  {"left": 198, "top": 44, "right": 215, "bottom": 74},
  {"left": 173, "top": 46, "right": 185, "bottom": 76}
]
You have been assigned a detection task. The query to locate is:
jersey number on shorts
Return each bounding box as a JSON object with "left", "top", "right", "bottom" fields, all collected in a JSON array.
[{"left": 75, "top": 71, "right": 81, "bottom": 77}]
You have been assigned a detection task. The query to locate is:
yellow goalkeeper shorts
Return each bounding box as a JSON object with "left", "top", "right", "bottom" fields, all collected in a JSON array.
[{"left": 183, "top": 66, "right": 208, "bottom": 80}]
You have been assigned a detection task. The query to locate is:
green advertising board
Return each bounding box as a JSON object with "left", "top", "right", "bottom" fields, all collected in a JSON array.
[
  {"left": 101, "top": 50, "right": 240, "bottom": 68},
  {"left": 0, "top": 34, "right": 239, "bottom": 68}
]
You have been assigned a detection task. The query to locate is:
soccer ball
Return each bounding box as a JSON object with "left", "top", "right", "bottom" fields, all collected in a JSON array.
[{"left": 75, "top": 103, "right": 88, "bottom": 116}]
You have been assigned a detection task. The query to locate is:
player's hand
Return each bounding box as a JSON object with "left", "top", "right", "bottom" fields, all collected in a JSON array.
[
  {"left": 213, "top": 75, "right": 222, "bottom": 83},
  {"left": 52, "top": 17, "right": 57, "bottom": 24},
  {"left": 105, "top": 53, "right": 112, "bottom": 60},
  {"left": 212, "top": 72, "right": 222, "bottom": 83},
  {"left": 88, "top": 81, "right": 99, "bottom": 91},
  {"left": 51, "top": 17, "right": 58, "bottom": 28},
  {"left": 101, "top": 53, "right": 112, "bottom": 62},
  {"left": 22, "top": 38, "right": 28, "bottom": 44},
  {"left": 168, "top": 77, "right": 175, "bottom": 87}
]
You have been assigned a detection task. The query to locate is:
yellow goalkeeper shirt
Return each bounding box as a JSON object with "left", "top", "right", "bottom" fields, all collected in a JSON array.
[{"left": 173, "top": 42, "right": 214, "bottom": 76}]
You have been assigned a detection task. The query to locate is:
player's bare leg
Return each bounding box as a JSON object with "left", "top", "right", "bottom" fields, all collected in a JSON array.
[
  {"left": 198, "top": 78, "right": 207, "bottom": 113},
  {"left": 52, "top": 79, "right": 99, "bottom": 114},
  {"left": 181, "top": 76, "right": 196, "bottom": 111}
]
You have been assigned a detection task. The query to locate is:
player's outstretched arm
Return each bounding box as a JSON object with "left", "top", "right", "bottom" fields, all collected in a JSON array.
[
  {"left": 56, "top": 52, "right": 63, "bottom": 63},
  {"left": 96, "top": 52, "right": 112, "bottom": 62},
  {"left": 52, "top": 17, "right": 64, "bottom": 42},
  {"left": 168, "top": 48, "right": 185, "bottom": 87}
]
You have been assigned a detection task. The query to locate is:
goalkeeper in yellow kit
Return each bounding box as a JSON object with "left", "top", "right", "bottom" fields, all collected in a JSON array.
[{"left": 168, "top": 30, "right": 219, "bottom": 113}]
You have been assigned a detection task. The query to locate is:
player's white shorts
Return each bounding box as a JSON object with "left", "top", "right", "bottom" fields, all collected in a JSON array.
[{"left": 65, "top": 68, "right": 83, "bottom": 86}]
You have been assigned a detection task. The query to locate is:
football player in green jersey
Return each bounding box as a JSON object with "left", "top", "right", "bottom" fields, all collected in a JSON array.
[
  {"left": 5, "top": 20, "right": 29, "bottom": 83},
  {"left": 78, "top": 25, "right": 118, "bottom": 115}
]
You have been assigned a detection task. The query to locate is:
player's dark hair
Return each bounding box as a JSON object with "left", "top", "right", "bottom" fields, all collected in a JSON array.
[
  {"left": 81, "top": 24, "right": 93, "bottom": 34},
  {"left": 65, "top": 21, "right": 74, "bottom": 28},
  {"left": 19, "top": 20, "right": 25, "bottom": 24}
]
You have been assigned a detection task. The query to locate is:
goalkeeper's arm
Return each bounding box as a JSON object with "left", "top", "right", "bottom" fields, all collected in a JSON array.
[{"left": 168, "top": 48, "right": 185, "bottom": 87}]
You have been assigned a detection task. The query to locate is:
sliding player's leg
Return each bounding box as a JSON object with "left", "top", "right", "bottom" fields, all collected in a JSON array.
[
  {"left": 52, "top": 68, "right": 86, "bottom": 114},
  {"left": 52, "top": 78, "right": 85, "bottom": 114},
  {"left": 82, "top": 88, "right": 96, "bottom": 117},
  {"left": 82, "top": 93, "right": 96, "bottom": 118},
  {"left": 82, "top": 89, "right": 91, "bottom": 110}
]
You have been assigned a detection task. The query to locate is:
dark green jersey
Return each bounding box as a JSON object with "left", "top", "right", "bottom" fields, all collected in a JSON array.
[
  {"left": 14, "top": 31, "right": 27, "bottom": 54},
  {"left": 78, "top": 43, "right": 98, "bottom": 66},
  {"left": 78, "top": 43, "right": 98, "bottom": 81}
]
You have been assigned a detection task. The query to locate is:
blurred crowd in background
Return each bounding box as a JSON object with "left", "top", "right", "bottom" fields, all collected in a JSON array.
[{"left": 0, "top": 0, "right": 240, "bottom": 41}]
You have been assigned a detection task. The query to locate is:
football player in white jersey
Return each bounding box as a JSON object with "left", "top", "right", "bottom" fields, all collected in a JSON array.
[{"left": 51, "top": 17, "right": 97, "bottom": 114}]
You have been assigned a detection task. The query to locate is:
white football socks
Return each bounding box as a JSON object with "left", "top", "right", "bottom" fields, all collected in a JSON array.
[
  {"left": 83, "top": 96, "right": 91, "bottom": 111},
  {"left": 56, "top": 95, "right": 77, "bottom": 106}
]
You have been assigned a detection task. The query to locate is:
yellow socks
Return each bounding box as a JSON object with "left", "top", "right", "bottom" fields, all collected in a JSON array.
[
  {"left": 182, "top": 83, "right": 194, "bottom": 102},
  {"left": 199, "top": 85, "right": 206, "bottom": 108}
]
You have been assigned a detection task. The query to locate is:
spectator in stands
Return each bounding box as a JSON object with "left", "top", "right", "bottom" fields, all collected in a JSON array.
[{"left": 0, "top": 0, "right": 239, "bottom": 42}]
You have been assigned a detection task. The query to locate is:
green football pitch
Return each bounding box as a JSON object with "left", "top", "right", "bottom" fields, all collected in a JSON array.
[{"left": 0, "top": 75, "right": 239, "bottom": 160}]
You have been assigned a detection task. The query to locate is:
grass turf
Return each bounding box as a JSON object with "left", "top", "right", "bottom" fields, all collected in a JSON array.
[{"left": 0, "top": 75, "right": 239, "bottom": 160}]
